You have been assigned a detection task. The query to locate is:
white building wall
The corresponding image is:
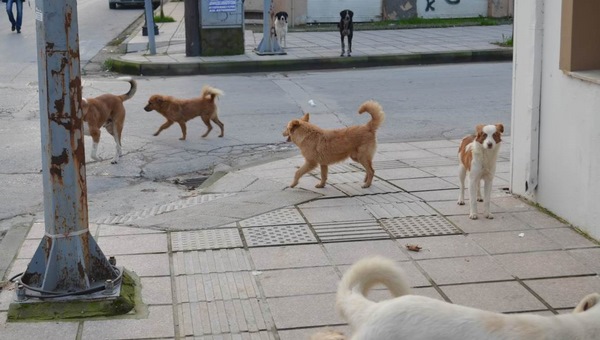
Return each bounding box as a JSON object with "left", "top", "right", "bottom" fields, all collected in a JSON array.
[
  {"left": 512, "top": 0, "right": 600, "bottom": 239},
  {"left": 306, "top": 0, "right": 381, "bottom": 23},
  {"left": 417, "top": 0, "right": 487, "bottom": 18}
]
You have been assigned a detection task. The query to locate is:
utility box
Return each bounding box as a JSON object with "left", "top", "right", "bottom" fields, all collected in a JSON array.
[{"left": 200, "top": 0, "right": 244, "bottom": 56}]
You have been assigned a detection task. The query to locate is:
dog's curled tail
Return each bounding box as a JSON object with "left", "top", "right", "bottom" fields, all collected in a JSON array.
[
  {"left": 201, "top": 85, "right": 225, "bottom": 102},
  {"left": 117, "top": 76, "right": 137, "bottom": 102},
  {"left": 336, "top": 256, "right": 410, "bottom": 328},
  {"left": 358, "top": 100, "right": 385, "bottom": 131}
]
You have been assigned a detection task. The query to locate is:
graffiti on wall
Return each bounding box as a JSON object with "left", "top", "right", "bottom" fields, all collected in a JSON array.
[
  {"left": 383, "top": 0, "right": 417, "bottom": 20},
  {"left": 418, "top": 0, "right": 486, "bottom": 18}
]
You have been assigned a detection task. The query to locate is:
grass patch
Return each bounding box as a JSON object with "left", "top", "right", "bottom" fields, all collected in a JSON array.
[
  {"left": 373, "top": 16, "right": 510, "bottom": 28},
  {"left": 495, "top": 33, "right": 513, "bottom": 47},
  {"left": 103, "top": 58, "right": 114, "bottom": 72},
  {"left": 154, "top": 15, "right": 175, "bottom": 23}
]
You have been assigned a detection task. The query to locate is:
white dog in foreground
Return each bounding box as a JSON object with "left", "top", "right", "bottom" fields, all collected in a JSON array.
[{"left": 312, "top": 256, "right": 600, "bottom": 340}]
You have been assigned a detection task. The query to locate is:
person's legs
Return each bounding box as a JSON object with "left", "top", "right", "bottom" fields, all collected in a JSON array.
[
  {"left": 15, "top": 0, "right": 22, "bottom": 32},
  {"left": 6, "top": 0, "right": 17, "bottom": 31}
]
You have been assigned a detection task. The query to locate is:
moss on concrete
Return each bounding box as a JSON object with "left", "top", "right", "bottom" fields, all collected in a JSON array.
[{"left": 7, "top": 270, "right": 140, "bottom": 321}]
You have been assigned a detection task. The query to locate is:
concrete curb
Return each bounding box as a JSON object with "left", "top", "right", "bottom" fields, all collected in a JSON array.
[{"left": 110, "top": 48, "right": 513, "bottom": 76}]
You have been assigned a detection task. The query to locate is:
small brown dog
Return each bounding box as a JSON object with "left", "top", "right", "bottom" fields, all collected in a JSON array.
[
  {"left": 144, "top": 86, "right": 225, "bottom": 140},
  {"left": 82, "top": 76, "right": 137, "bottom": 164},
  {"left": 282, "top": 100, "right": 385, "bottom": 189}
]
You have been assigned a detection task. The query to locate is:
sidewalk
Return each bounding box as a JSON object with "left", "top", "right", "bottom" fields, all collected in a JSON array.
[
  {"left": 112, "top": 1, "right": 513, "bottom": 76},
  {"left": 1, "top": 138, "right": 600, "bottom": 339}
]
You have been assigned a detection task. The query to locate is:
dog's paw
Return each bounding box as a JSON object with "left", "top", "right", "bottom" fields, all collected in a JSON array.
[
  {"left": 153, "top": 132, "right": 159, "bottom": 136},
  {"left": 110, "top": 160, "right": 118, "bottom": 164},
  {"left": 361, "top": 183, "right": 371, "bottom": 188},
  {"left": 477, "top": 198, "right": 484, "bottom": 202},
  {"left": 179, "top": 137, "right": 186, "bottom": 141},
  {"left": 315, "top": 183, "right": 325, "bottom": 188},
  {"left": 347, "top": 53, "right": 351, "bottom": 57},
  {"left": 289, "top": 182, "right": 298, "bottom": 188},
  {"left": 469, "top": 213, "right": 478, "bottom": 220},
  {"left": 457, "top": 200, "right": 465, "bottom": 205},
  {"left": 485, "top": 212, "right": 494, "bottom": 219}
]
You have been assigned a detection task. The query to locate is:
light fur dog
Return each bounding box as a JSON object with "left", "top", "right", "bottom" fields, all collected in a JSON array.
[
  {"left": 282, "top": 100, "right": 385, "bottom": 189},
  {"left": 274, "top": 11, "right": 288, "bottom": 48},
  {"left": 457, "top": 123, "right": 504, "bottom": 219},
  {"left": 82, "top": 76, "right": 137, "bottom": 164},
  {"left": 329, "top": 256, "right": 600, "bottom": 340},
  {"left": 144, "top": 86, "right": 224, "bottom": 140}
]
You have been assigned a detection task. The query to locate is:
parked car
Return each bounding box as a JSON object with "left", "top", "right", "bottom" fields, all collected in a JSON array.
[{"left": 109, "top": 0, "right": 160, "bottom": 10}]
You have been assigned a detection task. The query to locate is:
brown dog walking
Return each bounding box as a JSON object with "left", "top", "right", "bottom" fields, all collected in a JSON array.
[{"left": 144, "top": 86, "right": 225, "bottom": 140}]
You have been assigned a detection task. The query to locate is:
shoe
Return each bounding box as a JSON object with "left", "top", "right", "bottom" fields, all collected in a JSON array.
[
  {"left": 17, "top": 28, "right": 20, "bottom": 33},
  {"left": 11, "top": 25, "right": 15, "bottom": 32}
]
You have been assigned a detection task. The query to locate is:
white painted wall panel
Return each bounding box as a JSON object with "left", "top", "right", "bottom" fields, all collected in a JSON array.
[{"left": 306, "top": 0, "right": 381, "bottom": 23}]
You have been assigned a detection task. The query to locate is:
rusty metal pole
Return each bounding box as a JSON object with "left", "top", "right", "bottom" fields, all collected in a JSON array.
[{"left": 18, "top": 0, "right": 118, "bottom": 296}]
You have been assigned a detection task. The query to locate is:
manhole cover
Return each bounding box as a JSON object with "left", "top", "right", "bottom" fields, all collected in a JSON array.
[
  {"left": 239, "top": 208, "right": 305, "bottom": 227},
  {"left": 172, "top": 229, "right": 243, "bottom": 251},
  {"left": 380, "top": 216, "right": 462, "bottom": 238},
  {"left": 242, "top": 224, "right": 317, "bottom": 247},
  {"left": 312, "top": 220, "right": 389, "bottom": 242}
]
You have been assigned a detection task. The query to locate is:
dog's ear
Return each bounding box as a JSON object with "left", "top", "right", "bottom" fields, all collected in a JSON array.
[
  {"left": 348, "top": 10, "right": 354, "bottom": 18},
  {"left": 475, "top": 124, "right": 484, "bottom": 136},
  {"left": 81, "top": 97, "right": 89, "bottom": 113},
  {"left": 301, "top": 113, "right": 310, "bottom": 122},
  {"left": 574, "top": 293, "right": 600, "bottom": 313},
  {"left": 495, "top": 123, "right": 504, "bottom": 134},
  {"left": 289, "top": 120, "right": 302, "bottom": 132}
]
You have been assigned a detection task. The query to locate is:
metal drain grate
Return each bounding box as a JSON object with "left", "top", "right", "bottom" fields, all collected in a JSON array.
[
  {"left": 172, "top": 229, "right": 243, "bottom": 251},
  {"left": 380, "top": 216, "right": 462, "bottom": 238},
  {"left": 312, "top": 220, "right": 389, "bottom": 242},
  {"left": 239, "top": 208, "right": 305, "bottom": 227},
  {"left": 242, "top": 224, "right": 317, "bottom": 247}
]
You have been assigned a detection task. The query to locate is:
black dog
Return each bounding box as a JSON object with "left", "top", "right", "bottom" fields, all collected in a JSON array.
[{"left": 338, "top": 9, "right": 354, "bottom": 57}]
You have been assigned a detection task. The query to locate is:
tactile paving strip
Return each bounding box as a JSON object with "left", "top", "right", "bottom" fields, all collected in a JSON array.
[
  {"left": 312, "top": 220, "right": 389, "bottom": 242},
  {"left": 172, "top": 229, "right": 243, "bottom": 251},
  {"left": 177, "top": 299, "right": 273, "bottom": 336},
  {"left": 362, "top": 160, "right": 408, "bottom": 170},
  {"left": 355, "top": 192, "right": 423, "bottom": 204},
  {"left": 365, "top": 201, "right": 437, "bottom": 219},
  {"left": 94, "top": 193, "right": 235, "bottom": 224},
  {"left": 242, "top": 224, "right": 317, "bottom": 247},
  {"left": 380, "top": 216, "right": 462, "bottom": 238},
  {"left": 315, "top": 162, "right": 361, "bottom": 174},
  {"left": 239, "top": 208, "right": 305, "bottom": 228}
]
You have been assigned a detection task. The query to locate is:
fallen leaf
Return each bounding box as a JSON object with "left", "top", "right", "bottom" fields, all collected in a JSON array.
[{"left": 406, "top": 244, "right": 422, "bottom": 252}]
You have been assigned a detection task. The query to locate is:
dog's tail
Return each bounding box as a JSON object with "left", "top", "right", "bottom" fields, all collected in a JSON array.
[
  {"left": 201, "top": 85, "right": 224, "bottom": 102},
  {"left": 117, "top": 76, "right": 137, "bottom": 102},
  {"left": 358, "top": 100, "right": 385, "bottom": 131},
  {"left": 336, "top": 256, "right": 410, "bottom": 329}
]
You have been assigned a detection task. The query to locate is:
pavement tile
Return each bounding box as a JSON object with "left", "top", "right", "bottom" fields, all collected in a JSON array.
[
  {"left": 332, "top": 180, "right": 403, "bottom": 196},
  {"left": 0, "top": 313, "right": 79, "bottom": 339},
  {"left": 427, "top": 147, "right": 461, "bottom": 158},
  {"left": 412, "top": 189, "right": 460, "bottom": 202},
  {"left": 177, "top": 299, "right": 271, "bottom": 336},
  {"left": 117, "top": 253, "right": 171, "bottom": 277},
  {"left": 249, "top": 245, "right": 330, "bottom": 270},
  {"left": 402, "top": 157, "right": 458, "bottom": 167},
  {"left": 408, "top": 140, "right": 458, "bottom": 149},
  {"left": 490, "top": 196, "right": 535, "bottom": 213},
  {"left": 97, "top": 233, "right": 168, "bottom": 255},
  {"left": 377, "top": 143, "right": 419, "bottom": 152},
  {"left": 175, "top": 272, "right": 260, "bottom": 302},
  {"left": 82, "top": 305, "right": 175, "bottom": 339},
  {"left": 140, "top": 276, "right": 173, "bottom": 305},
  {"left": 440, "top": 281, "right": 546, "bottom": 313},
  {"left": 468, "top": 230, "right": 562, "bottom": 254},
  {"left": 268, "top": 294, "right": 342, "bottom": 329},
  {"left": 173, "top": 248, "right": 252, "bottom": 275},
  {"left": 446, "top": 213, "right": 532, "bottom": 233},
  {"left": 299, "top": 206, "right": 374, "bottom": 224},
  {"left": 538, "top": 228, "right": 600, "bottom": 249},
  {"left": 380, "top": 149, "right": 440, "bottom": 160},
  {"left": 512, "top": 211, "right": 570, "bottom": 229},
  {"left": 417, "top": 256, "right": 513, "bottom": 284},
  {"left": 298, "top": 197, "right": 362, "bottom": 208},
  {"left": 279, "top": 326, "right": 350, "bottom": 340},
  {"left": 398, "top": 235, "right": 486, "bottom": 259},
  {"left": 258, "top": 266, "right": 339, "bottom": 297},
  {"left": 568, "top": 248, "right": 600, "bottom": 274},
  {"left": 375, "top": 167, "right": 433, "bottom": 180},
  {"left": 338, "top": 261, "right": 430, "bottom": 288},
  {"left": 390, "top": 177, "right": 457, "bottom": 192},
  {"left": 493, "top": 251, "right": 594, "bottom": 279},
  {"left": 97, "top": 224, "right": 163, "bottom": 236},
  {"left": 15, "top": 238, "right": 41, "bottom": 259},
  {"left": 243, "top": 224, "right": 318, "bottom": 247},
  {"left": 324, "top": 240, "right": 409, "bottom": 264},
  {"left": 420, "top": 164, "right": 460, "bottom": 177},
  {"left": 524, "top": 276, "right": 600, "bottom": 309}
]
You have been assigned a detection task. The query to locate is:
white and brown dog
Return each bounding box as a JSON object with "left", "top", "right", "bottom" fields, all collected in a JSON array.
[
  {"left": 457, "top": 123, "right": 504, "bottom": 219},
  {"left": 319, "top": 256, "right": 600, "bottom": 340},
  {"left": 81, "top": 77, "right": 137, "bottom": 164},
  {"left": 274, "top": 11, "right": 288, "bottom": 48}
]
